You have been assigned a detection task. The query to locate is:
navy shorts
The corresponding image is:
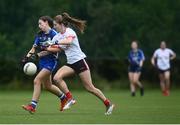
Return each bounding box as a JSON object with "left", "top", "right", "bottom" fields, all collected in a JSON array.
[
  {"left": 66, "top": 59, "right": 89, "bottom": 74},
  {"left": 39, "top": 60, "right": 57, "bottom": 72},
  {"left": 158, "top": 68, "right": 170, "bottom": 74},
  {"left": 128, "top": 66, "right": 142, "bottom": 73}
]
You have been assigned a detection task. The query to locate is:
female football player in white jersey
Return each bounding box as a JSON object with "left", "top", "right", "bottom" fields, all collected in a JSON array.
[
  {"left": 151, "top": 41, "right": 176, "bottom": 96},
  {"left": 46, "top": 12, "right": 114, "bottom": 115}
]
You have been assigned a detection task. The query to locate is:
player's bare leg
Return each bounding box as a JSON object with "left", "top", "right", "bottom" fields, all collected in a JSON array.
[
  {"left": 164, "top": 71, "right": 170, "bottom": 96},
  {"left": 129, "top": 72, "right": 136, "bottom": 96},
  {"left": 22, "top": 69, "right": 46, "bottom": 114},
  {"left": 134, "top": 73, "right": 144, "bottom": 96},
  {"left": 79, "top": 70, "right": 114, "bottom": 115},
  {"left": 159, "top": 73, "right": 167, "bottom": 96},
  {"left": 53, "top": 66, "right": 76, "bottom": 111}
]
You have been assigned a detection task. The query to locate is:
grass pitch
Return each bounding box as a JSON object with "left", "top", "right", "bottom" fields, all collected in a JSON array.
[{"left": 0, "top": 89, "right": 180, "bottom": 124}]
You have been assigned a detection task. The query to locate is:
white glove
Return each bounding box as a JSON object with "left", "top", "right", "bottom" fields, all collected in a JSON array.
[{"left": 43, "top": 39, "right": 55, "bottom": 47}]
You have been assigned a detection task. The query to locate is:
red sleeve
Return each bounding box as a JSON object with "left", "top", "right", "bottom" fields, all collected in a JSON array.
[
  {"left": 50, "top": 45, "right": 60, "bottom": 48},
  {"left": 66, "top": 35, "right": 75, "bottom": 39}
]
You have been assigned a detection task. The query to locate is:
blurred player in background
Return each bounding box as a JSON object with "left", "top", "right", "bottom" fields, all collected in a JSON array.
[
  {"left": 21, "top": 16, "right": 69, "bottom": 113},
  {"left": 46, "top": 12, "right": 114, "bottom": 115},
  {"left": 128, "top": 41, "right": 145, "bottom": 97},
  {"left": 151, "top": 41, "right": 176, "bottom": 96}
]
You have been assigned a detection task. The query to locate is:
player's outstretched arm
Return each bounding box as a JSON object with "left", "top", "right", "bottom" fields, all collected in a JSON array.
[
  {"left": 26, "top": 47, "right": 36, "bottom": 57},
  {"left": 58, "top": 37, "right": 74, "bottom": 45},
  {"left": 46, "top": 45, "right": 62, "bottom": 53}
]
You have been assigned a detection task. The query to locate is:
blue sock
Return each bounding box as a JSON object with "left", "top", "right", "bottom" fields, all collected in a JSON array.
[
  {"left": 59, "top": 93, "right": 66, "bottom": 101},
  {"left": 31, "top": 100, "right": 38, "bottom": 109}
]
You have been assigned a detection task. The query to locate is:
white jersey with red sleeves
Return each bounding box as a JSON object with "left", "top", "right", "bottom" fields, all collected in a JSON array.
[
  {"left": 153, "top": 48, "right": 175, "bottom": 70},
  {"left": 52, "top": 28, "right": 86, "bottom": 64}
]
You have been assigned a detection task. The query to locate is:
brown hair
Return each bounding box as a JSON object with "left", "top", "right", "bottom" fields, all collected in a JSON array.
[
  {"left": 39, "top": 16, "right": 54, "bottom": 28},
  {"left": 54, "top": 12, "right": 86, "bottom": 33},
  {"left": 132, "top": 40, "right": 138, "bottom": 44}
]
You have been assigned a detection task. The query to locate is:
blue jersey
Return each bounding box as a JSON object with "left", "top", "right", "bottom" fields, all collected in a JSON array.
[
  {"left": 33, "top": 29, "right": 58, "bottom": 71},
  {"left": 128, "top": 49, "right": 145, "bottom": 67}
]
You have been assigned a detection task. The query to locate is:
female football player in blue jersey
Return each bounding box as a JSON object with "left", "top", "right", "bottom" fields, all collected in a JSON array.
[
  {"left": 46, "top": 12, "right": 114, "bottom": 115},
  {"left": 128, "top": 41, "right": 145, "bottom": 97},
  {"left": 22, "top": 16, "right": 69, "bottom": 113}
]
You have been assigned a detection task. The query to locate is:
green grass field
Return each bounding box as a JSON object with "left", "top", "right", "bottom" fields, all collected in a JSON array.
[{"left": 0, "top": 89, "right": 180, "bottom": 124}]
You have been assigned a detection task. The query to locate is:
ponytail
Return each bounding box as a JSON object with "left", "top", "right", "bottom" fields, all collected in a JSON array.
[{"left": 54, "top": 12, "right": 86, "bottom": 33}]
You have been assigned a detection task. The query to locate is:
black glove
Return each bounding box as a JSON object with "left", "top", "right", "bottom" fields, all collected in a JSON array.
[
  {"left": 29, "top": 53, "right": 39, "bottom": 61},
  {"left": 21, "top": 56, "right": 32, "bottom": 69},
  {"left": 21, "top": 53, "right": 38, "bottom": 65},
  {"left": 21, "top": 56, "right": 29, "bottom": 64}
]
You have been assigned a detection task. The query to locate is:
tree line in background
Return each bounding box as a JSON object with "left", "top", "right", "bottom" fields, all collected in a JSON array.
[{"left": 0, "top": 0, "right": 180, "bottom": 89}]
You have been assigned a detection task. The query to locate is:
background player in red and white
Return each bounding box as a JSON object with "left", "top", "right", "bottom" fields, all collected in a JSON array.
[
  {"left": 47, "top": 12, "right": 114, "bottom": 115},
  {"left": 151, "top": 41, "right": 176, "bottom": 96}
]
